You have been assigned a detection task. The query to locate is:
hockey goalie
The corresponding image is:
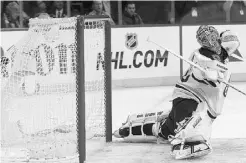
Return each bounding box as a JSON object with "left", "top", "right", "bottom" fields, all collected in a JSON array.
[{"left": 113, "top": 25, "right": 240, "bottom": 159}]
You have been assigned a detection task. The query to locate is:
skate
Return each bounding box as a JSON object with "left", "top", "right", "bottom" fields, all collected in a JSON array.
[{"left": 171, "top": 140, "right": 212, "bottom": 159}]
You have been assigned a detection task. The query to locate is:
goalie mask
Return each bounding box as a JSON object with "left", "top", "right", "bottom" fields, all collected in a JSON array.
[{"left": 196, "top": 25, "right": 221, "bottom": 54}]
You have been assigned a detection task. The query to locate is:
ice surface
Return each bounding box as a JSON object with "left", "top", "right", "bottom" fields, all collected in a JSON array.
[
  {"left": 2, "top": 82, "right": 246, "bottom": 162},
  {"left": 86, "top": 82, "right": 246, "bottom": 163},
  {"left": 86, "top": 139, "right": 246, "bottom": 163}
]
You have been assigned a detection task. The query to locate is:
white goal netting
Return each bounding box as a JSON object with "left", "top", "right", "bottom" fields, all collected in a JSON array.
[{"left": 1, "top": 17, "right": 110, "bottom": 162}]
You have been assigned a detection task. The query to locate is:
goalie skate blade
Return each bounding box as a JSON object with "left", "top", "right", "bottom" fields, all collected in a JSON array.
[{"left": 174, "top": 148, "right": 212, "bottom": 160}]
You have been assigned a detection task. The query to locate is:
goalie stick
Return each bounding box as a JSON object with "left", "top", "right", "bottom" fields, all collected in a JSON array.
[
  {"left": 230, "top": 53, "right": 245, "bottom": 62},
  {"left": 147, "top": 37, "right": 246, "bottom": 96}
]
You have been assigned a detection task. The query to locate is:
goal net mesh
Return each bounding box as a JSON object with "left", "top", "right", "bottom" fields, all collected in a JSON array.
[{"left": 1, "top": 17, "right": 109, "bottom": 162}]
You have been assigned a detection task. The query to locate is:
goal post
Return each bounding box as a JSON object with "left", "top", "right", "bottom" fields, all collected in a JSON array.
[
  {"left": 76, "top": 16, "right": 112, "bottom": 162},
  {"left": 104, "top": 18, "right": 112, "bottom": 143},
  {"left": 76, "top": 16, "right": 86, "bottom": 163},
  {"left": 1, "top": 15, "right": 112, "bottom": 163}
]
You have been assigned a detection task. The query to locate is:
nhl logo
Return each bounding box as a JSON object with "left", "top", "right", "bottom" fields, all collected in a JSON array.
[{"left": 125, "top": 33, "right": 138, "bottom": 50}]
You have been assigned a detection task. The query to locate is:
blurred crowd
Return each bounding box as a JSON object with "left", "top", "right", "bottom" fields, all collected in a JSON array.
[{"left": 1, "top": 0, "right": 246, "bottom": 29}]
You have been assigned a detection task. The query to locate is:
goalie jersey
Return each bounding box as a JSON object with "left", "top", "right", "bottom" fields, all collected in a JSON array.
[{"left": 172, "top": 47, "right": 231, "bottom": 118}]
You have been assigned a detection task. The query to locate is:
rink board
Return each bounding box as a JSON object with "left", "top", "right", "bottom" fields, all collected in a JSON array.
[{"left": 1, "top": 25, "right": 246, "bottom": 88}]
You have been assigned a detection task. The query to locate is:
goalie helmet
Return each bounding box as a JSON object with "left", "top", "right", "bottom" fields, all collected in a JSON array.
[{"left": 196, "top": 25, "right": 221, "bottom": 54}]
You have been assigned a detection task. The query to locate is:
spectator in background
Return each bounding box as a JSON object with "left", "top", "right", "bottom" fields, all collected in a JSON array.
[
  {"left": 1, "top": 1, "right": 5, "bottom": 28},
  {"left": 50, "top": 1, "right": 67, "bottom": 18},
  {"left": 34, "top": 1, "right": 49, "bottom": 18},
  {"left": 224, "top": 0, "right": 246, "bottom": 23},
  {"left": 122, "top": 1, "right": 143, "bottom": 25},
  {"left": 175, "top": 1, "right": 227, "bottom": 24},
  {"left": 71, "top": 7, "right": 80, "bottom": 17},
  {"left": 2, "top": 1, "right": 29, "bottom": 28},
  {"left": 88, "top": 0, "right": 115, "bottom": 25}
]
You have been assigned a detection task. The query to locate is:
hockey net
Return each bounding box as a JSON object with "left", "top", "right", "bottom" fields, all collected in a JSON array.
[{"left": 1, "top": 16, "right": 111, "bottom": 162}]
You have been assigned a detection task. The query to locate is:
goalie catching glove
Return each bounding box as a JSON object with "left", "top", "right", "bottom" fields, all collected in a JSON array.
[{"left": 220, "top": 30, "right": 240, "bottom": 56}]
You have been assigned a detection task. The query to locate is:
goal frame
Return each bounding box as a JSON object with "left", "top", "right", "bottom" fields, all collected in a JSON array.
[{"left": 76, "top": 15, "right": 112, "bottom": 163}]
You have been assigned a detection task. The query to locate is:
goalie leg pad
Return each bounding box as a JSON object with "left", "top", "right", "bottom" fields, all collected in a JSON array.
[
  {"left": 113, "top": 111, "right": 169, "bottom": 143},
  {"left": 157, "top": 98, "right": 199, "bottom": 140},
  {"left": 170, "top": 102, "right": 214, "bottom": 145},
  {"left": 168, "top": 102, "right": 214, "bottom": 159}
]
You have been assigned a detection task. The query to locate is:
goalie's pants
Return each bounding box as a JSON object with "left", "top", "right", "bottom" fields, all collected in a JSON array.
[{"left": 159, "top": 97, "right": 199, "bottom": 139}]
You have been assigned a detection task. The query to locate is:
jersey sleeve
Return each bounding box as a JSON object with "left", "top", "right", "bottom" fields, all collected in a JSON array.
[{"left": 190, "top": 51, "right": 227, "bottom": 83}]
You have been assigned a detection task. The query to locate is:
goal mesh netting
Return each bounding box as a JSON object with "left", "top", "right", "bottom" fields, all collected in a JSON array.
[{"left": 1, "top": 16, "right": 111, "bottom": 162}]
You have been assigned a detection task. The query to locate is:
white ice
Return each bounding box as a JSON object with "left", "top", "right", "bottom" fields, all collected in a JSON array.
[
  {"left": 86, "top": 82, "right": 246, "bottom": 163},
  {"left": 2, "top": 82, "right": 246, "bottom": 163}
]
